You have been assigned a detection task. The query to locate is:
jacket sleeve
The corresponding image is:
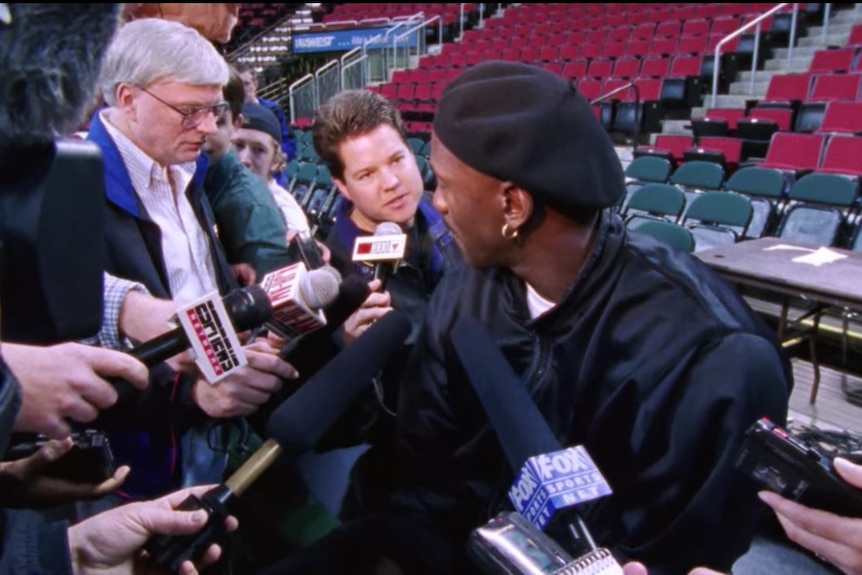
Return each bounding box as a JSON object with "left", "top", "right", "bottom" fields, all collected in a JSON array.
[
  {"left": 597, "top": 332, "right": 790, "bottom": 574},
  {"left": 92, "top": 364, "right": 206, "bottom": 431},
  {"left": 0, "top": 510, "right": 73, "bottom": 575},
  {"left": 213, "top": 178, "right": 294, "bottom": 279}
]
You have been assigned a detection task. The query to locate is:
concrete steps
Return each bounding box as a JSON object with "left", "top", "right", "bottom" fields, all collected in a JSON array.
[
  {"left": 656, "top": 5, "right": 860, "bottom": 138},
  {"left": 659, "top": 119, "right": 693, "bottom": 137}
]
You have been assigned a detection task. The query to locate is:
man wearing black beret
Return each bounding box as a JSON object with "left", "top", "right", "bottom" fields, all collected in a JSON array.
[{"left": 258, "top": 61, "right": 792, "bottom": 575}]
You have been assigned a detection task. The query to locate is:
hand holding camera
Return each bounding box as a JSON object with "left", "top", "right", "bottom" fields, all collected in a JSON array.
[
  {"left": 1, "top": 430, "right": 125, "bottom": 507},
  {"left": 735, "top": 418, "right": 862, "bottom": 575}
]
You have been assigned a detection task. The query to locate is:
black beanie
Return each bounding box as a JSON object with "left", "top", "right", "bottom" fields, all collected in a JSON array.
[
  {"left": 241, "top": 102, "right": 281, "bottom": 143},
  {"left": 433, "top": 60, "right": 625, "bottom": 215}
]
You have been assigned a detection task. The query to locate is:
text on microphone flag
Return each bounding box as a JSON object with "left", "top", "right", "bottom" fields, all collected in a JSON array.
[
  {"left": 509, "top": 445, "right": 612, "bottom": 530},
  {"left": 262, "top": 262, "right": 303, "bottom": 304},
  {"left": 177, "top": 291, "right": 248, "bottom": 384},
  {"left": 352, "top": 234, "right": 407, "bottom": 262}
]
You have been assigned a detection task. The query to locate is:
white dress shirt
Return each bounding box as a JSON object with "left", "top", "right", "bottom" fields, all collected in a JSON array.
[
  {"left": 268, "top": 179, "right": 311, "bottom": 234},
  {"left": 101, "top": 111, "right": 219, "bottom": 304}
]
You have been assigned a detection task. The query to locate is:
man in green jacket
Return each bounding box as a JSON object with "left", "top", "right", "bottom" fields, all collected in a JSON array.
[{"left": 202, "top": 64, "right": 293, "bottom": 283}]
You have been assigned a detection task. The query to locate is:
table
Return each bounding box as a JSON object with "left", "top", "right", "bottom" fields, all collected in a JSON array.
[{"left": 696, "top": 237, "right": 862, "bottom": 403}]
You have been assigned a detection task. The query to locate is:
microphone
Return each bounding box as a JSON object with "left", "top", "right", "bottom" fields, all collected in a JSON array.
[
  {"left": 128, "top": 286, "right": 272, "bottom": 381},
  {"left": 266, "top": 308, "right": 411, "bottom": 450},
  {"left": 289, "top": 228, "right": 326, "bottom": 270},
  {"left": 143, "top": 309, "right": 412, "bottom": 573},
  {"left": 352, "top": 221, "right": 407, "bottom": 290},
  {"left": 278, "top": 274, "right": 371, "bottom": 363},
  {"left": 450, "top": 318, "right": 615, "bottom": 563},
  {"left": 471, "top": 512, "right": 623, "bottom": 575},
  {"left": 259, "top": 262, "right": 342, "bottom": 340}
]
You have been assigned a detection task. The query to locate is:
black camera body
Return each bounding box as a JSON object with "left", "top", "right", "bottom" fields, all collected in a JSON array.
[
  {"left": 735, "top": 418, "right": 862, "bottom": 517},
  {"left": 5, "top": 429, "right": 116, "bottom": 484}
]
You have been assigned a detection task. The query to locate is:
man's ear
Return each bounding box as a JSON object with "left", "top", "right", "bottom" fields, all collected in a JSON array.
[
  {"left": 501, "top": 184, "right": 534, "bottom": 232},
  {"left": 114, "top": 83, "right": 137, "bottom": 117},
  {"left": 232, "top": 113, "right": 243, "bottom": 131},
  {"left": 332, "top": 176, "right": 352, "bottom": 202}
]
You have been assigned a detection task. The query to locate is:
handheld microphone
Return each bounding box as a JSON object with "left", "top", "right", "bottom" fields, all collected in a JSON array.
[
  {"left": 143, "top": 309, "right": 412, "bottom": 573},
  {"left": 450, "top": 318, "right": 614, "bottom": 562},
  {"left": 289, "top": 228, "right": 326, "bottom": 270},
  {"left": 471, "top": 512, "right": 623, "bottom": 575},
  {"left": 128, "top": 286, "right": 272, "bottom": 376},
  {"left": 259, "top": 262, "right": 341, "bottom": 340},
  {"left": 352, "top": 221, "right": 406, "bottom": 290},
  {"left": 278, "top": 274, "right": 371, "bottom": 363}
]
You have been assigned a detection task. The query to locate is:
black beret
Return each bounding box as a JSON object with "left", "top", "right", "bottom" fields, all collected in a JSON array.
[
  {"left": 433, "top": 60, "right": 625, "bottom": 215},
  {"left": 241, "top": 102, "right": 281, "bottom": 144}
]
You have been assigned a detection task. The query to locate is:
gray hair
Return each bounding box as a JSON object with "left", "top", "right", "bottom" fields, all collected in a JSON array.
[
  {"left": 100, "top": 18, "right": 228, "bottom": 106},
  {"left": 0, "top": 3, "right": 122, "bottom": 147}
]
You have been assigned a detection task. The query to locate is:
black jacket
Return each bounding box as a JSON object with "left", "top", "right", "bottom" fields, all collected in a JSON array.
[
  {"left": 87, "top": 114, "right": 239, "bottom": 499},
  {"left": 0, "top": 353, "right": 74, "bottom": 575},
  {"left": 377, "top": 211, "right": 792, "bottom": 575}
]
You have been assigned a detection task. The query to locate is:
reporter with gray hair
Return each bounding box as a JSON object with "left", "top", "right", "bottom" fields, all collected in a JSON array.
[{"left": 85, "top": 16, "right": 298, "bottom": 502}]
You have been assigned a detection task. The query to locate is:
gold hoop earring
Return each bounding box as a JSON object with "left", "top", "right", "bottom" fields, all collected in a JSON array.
[{"left": 501, "top": 223, "right": 519, "bottom": 240}]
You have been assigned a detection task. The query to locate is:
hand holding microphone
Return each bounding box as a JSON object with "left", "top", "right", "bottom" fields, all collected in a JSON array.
[
  {"left": 342, "top": 278, "right": 393, "bottom": 347},
  {"left": 352, "top": 222, "right": 407, "bottom": 291},
  {"left": 344, "top": 221, "right": 406, "bottom": 346}
]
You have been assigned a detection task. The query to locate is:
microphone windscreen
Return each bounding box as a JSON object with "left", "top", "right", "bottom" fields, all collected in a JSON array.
[
  {"left": 298, "top": 266, "right": 341, "bottom": 311},
  {"left": 0, "top": 4, "right": 122, "bottom": 149},
  {"left": 222, "top": 285, "right": 274, "bottom": 331},
  {"left": 450, "top": 318, "right": 561, "bottom": 471},
  {"left": 324, "top": 275, "right": 372, "bottom": 327},
  {"left": 266, "top": 309, "right": 411, "bottom": 453},
  {"left": 374, "top": 221, "right": 402, "bottom": 236}
]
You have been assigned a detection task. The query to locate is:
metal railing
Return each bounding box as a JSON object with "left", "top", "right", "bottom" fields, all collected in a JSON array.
[
  {"left": 391, "top": 15, "right": 441, "bottom": 75},
  {"left": 259, "top": 76, "right": 289, "bottom": 105},
  {"left": 288, "top": 73, "right": 316, "bottom": 124},
  {"left": 315, "top": 59, "right": 341, "bottom": 113},
  {"left": 341, "top": 50, "right": 368, "bottom": 91},
  {"left": 710, "top": 3, "right": 799, "bottom": 107},
  {"left": 362, "top": 16, "right": 423, "bottom": 83}
]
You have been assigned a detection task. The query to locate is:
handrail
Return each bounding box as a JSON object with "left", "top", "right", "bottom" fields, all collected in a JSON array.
[
  {"left": 390, "top": 14, "right": 439, "bottom": 74},
  {"left": 822, "top": 3, "right": 832, "bottom": 44},
  {"left": 341, "top": 53, "right": 368, "bottom": 91},
  {"left": 315, "top": 59, "right": 339, "bottom": 77},
  {"left": 361, "top": 17, "right": 413, "bottom": 58},
  {"left": 458, "top": 3, "right": 465, "bottom": 40},
  {"left": 393, "top": 14, "right": 441, "bottom": 53},
  {"left": 340, "top": 46, "right": 362, "bottom": 68},
  {"left": 258, "top": 76, "right": 287, "bottom": 101},
  {"left": 318, "top": 19, "right": 359, "bottom": 28},
  {"left": 590, "top": 81, "right": 635, "bottom": 105},
  {"left": 314, "top": 58, "right": 341, "bottom": 107},
  {"left": 710, "top": 3, "right": 797, "bottom": 107},
  {"left": 359, "top": 18, "right": 390, "bottom": 26},
  {"left": 288, "top": 73, "right": 314, "bottom": 124}
]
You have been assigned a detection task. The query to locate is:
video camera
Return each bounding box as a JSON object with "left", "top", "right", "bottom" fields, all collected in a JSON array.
[
  {"left": 4, "top": 429, "right": 116, "bottom": 483},
  {"left": 735, "top": 417, "right": 862, "bottom": 516}
]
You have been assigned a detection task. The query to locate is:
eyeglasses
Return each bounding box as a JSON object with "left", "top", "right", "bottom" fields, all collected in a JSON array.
[{"left": 137, "top": 86, "right": 229, "bottom": 129}]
